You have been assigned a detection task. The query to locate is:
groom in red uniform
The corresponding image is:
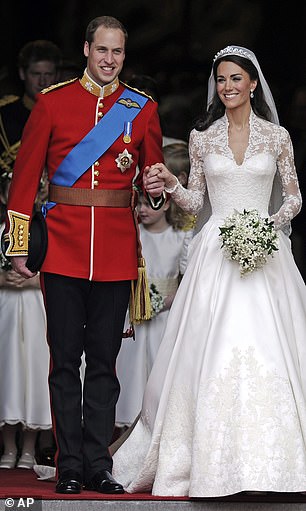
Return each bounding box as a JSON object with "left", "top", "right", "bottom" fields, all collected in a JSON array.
[{"left": 5, "top": 16, "right": 164, "bottom": 494}]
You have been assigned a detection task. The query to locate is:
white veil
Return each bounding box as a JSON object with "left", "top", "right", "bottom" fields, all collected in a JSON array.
[
  {"left": 195, "top": 45, "right": 290, "bottom": 236},
  {"left": 207, "top": 45, "right": 279, "bottom": 125}
]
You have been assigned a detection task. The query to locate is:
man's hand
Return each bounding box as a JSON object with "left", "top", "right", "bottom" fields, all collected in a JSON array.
[
  {"left": 144, "top": 163, "right": 178, "bottom": 197},
  {"left": 143, "top": 164, "right": 165, "bottom": 197},
  {"left": 10, "top": 256, "right": 37, "bottom": 279}
]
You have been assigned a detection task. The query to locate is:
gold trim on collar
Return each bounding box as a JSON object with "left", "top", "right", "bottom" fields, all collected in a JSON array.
[{"left": 79, "top": 69, "right": 119, "bottom": 98}]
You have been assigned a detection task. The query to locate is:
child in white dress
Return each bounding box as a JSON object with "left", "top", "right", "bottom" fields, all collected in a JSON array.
[
  {"left": 0, "top": 173, "right": 52, "bottom": 469},
  {"left": 115, "top": 187, "right": 193, "bottom": 427}
]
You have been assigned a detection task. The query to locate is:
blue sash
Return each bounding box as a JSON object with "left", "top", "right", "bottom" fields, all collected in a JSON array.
[{"left": 44, "top": 87, "right": 148, "bottom": 213}]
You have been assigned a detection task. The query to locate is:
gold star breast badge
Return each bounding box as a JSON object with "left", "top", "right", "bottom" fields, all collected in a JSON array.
[{"left": 115, "top": 149, "right": 134, "bottom": 173}]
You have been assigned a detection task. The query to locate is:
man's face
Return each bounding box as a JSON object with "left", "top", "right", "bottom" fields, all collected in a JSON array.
[
  {"left": 84, "top": 26, "right": 125, "bottom": 86},
  {"left": 19, "top": 61, "right": 59, "bottom": 100}
]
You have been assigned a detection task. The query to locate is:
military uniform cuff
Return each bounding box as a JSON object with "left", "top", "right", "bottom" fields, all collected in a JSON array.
[{"left": 5, "top": 210, "right": 30, "bottom": 256}]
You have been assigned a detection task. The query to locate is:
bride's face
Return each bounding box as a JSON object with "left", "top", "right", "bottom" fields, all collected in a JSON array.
[{"left": 216, "top": 61, "right": 257, "bottom": 110}]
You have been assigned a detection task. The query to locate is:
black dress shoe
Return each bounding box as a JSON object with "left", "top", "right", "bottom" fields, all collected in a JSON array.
[
  {"left": 84, "top": 470, "right": 124, "bottom": 494},
  {"left": 56, "top": 471, "right": 82, "bottom": 494}
]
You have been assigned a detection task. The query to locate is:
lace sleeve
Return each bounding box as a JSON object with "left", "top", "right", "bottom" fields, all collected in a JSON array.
[
  {"left": 270, "top": 128, "right": 302, "bottom": 230},
  {"left": 169, "top": 130, "right": 206, "bottom": 214}
]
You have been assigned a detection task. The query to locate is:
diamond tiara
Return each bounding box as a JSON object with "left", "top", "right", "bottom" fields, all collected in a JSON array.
[{"left": 213, "top": 46, "right": 252, "bottom": 63}]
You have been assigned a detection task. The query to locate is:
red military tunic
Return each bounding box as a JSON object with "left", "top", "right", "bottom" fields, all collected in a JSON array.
[{"left": 7, "top": 72, "right": 163, "bottom": 281}]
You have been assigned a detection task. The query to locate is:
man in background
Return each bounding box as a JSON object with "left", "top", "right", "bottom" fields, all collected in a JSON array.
[{"left": 0, "top": 39, "right": 62, "bottom": 179}]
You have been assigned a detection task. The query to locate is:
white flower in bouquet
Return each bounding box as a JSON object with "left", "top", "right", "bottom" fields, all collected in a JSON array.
[
  {"left": 219, "top": 209, "right": 279, "bottom": 276},
  {"left": 149, "top": 283, "right": 164, "bottom": 317}
]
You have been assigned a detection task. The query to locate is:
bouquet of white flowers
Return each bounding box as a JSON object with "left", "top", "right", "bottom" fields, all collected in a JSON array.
[
  {"left": 149, "top": 283, "right": 164, "bottom": 317},
  {"left": 219, "top": 209, "right": 278, "bottom": 276}
]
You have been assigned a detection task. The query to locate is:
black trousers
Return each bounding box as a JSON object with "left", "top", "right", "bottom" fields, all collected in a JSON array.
[{"left": 41, "top": 273, "right": 130, "bottom": 480}]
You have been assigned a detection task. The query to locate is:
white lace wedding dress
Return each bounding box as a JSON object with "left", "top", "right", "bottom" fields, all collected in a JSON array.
[{"left": 112, "top": 111, "right": 306, "bottom": 497}]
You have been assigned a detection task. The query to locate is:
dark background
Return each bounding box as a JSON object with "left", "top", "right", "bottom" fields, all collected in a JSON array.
[
  {"left": 1, "top": 0, "right": 305, "bottom": 124},
  {"left": 1, "top": 0, "right": 305, "bottom": 276}
]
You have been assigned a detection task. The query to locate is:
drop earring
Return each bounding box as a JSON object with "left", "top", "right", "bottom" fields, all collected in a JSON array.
[{"left": 250, "top": 90, "right": 254, "bottom": 99}]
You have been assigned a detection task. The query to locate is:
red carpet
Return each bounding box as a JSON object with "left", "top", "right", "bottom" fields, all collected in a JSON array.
[
  {"left": 1, "top": 469, "right": 306, "bottom": 503},
  {"left": 0, "top": 468, "right": 188, "bottom": 501}
]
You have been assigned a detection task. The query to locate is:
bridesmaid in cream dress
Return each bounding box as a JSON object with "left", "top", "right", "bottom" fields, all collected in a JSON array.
[
  {"left": 0, "top": 175, "right": 52, "bottom": 469},
  {"left": 116, "top": 191, "right": 192, "bottom": 427}
]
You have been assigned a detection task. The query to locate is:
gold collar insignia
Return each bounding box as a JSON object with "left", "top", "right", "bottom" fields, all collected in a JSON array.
[{"left": 80, "top": 69, "right": 119, "bottom": 98}]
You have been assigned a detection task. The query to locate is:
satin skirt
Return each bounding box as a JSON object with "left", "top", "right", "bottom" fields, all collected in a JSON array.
[{"left": 112, "top": 216, "right": 306, "bottom": 497}]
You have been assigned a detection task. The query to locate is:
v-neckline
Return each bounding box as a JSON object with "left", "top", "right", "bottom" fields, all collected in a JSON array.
[{"left": 225, "top": 112, "right": 252, "bottom": 167}]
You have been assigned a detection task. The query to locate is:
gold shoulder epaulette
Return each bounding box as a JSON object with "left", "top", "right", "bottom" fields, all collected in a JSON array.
[
  {"left": 0, "top": 95, "right": 19, "bottom": 108},
  {"left": 121, "top": 82, "right": 155, "bottom": 102},
  {"left": 41, "top": 77, "right": 78, "bottom": 94}
]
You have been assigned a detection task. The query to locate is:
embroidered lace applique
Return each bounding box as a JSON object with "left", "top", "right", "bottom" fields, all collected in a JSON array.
[{"left": 171, "top": 112, "right": 302, "bottom": 231}]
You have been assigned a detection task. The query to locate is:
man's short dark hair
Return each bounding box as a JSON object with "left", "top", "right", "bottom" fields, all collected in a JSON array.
[
  {"left": 85, "top": 16, "right": 128, "bottom": 47},
  {"left": 18, "top": 40, "right": 62, "bottom": 70}
]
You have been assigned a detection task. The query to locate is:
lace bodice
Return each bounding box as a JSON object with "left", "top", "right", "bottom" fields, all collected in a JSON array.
[{"left": 171, "top": 111, "right": 302, "bottom": 230}]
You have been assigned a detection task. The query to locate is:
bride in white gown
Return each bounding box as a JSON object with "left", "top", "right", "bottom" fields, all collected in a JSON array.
[{"left": 111, "top": 46, "right": 306, "bottom": 497}]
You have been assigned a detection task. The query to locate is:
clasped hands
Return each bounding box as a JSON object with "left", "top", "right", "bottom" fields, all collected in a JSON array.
[{"left": 143, "top": 163, "right": 177, "bottom": 197}]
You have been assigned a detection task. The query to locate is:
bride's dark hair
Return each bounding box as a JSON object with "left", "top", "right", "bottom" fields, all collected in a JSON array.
[{"left": 193, "top": 55, "right": 273, "bottom": 132}]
